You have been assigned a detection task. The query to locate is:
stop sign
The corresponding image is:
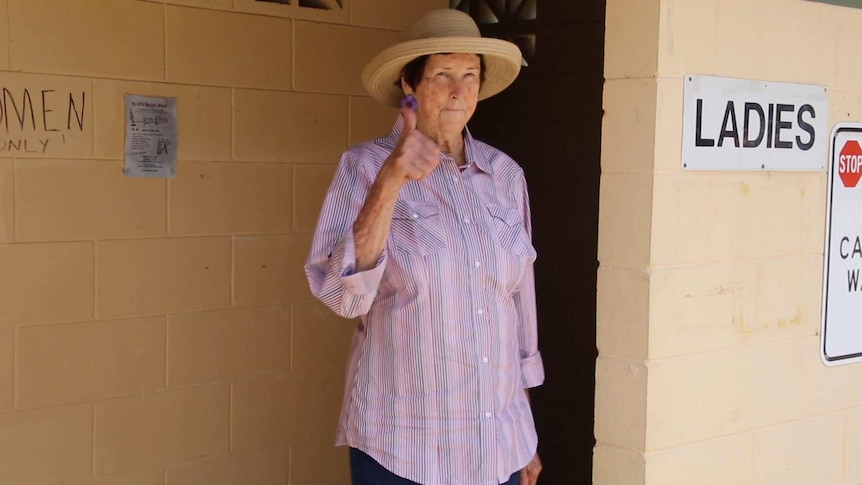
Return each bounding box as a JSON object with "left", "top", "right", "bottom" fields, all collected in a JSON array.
[{"left": 839, "top": 140, "right": 862, "bottom": 188}]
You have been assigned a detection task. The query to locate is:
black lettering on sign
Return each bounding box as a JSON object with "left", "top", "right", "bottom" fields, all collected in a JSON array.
[
  {"left": 774, "top": 104, "right": 794, "bottom": 149},
  {"left": 696, "top": 100, "right": 819, "bottom": 152},
  {"left": 718, "top": 101, "right": 740, "bottom": 148},
  {"left": 0, "top": 86, "right": 86, "bottom": 154},
  {"left": 695, "top": 99, "right": 715, "bottom": 147},
  {"left": 743, "top": 102, "right": 765, "bottom": 147},
  {"left": 796, "top": 104, "right": 815, "bottom": 150}
]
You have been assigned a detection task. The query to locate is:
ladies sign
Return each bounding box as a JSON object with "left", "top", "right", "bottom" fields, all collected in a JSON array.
[{"left": 682, "top": 75, "right": 828, "bottom": 171}]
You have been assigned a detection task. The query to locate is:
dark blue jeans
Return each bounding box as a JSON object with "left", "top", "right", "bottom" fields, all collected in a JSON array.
[{"left": 350, "top": 447, "right": 519, "bottom": 485}]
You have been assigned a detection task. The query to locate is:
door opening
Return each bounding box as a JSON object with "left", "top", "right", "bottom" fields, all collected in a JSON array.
[{"left": 454, "top": 0, "right": 605, "bottom": 482}]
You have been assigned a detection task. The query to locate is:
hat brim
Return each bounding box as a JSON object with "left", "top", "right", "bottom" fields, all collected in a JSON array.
[{"left": 361, "top": 37, "right": 522, "bottom": 107}]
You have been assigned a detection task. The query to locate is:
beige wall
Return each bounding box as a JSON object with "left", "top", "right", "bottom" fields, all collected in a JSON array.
[
  {"left": 597, "top": 0, "right": 862, "bottom": 484},
  {"left": 0, "top": 0, "right": 445, "bottom": 483}
]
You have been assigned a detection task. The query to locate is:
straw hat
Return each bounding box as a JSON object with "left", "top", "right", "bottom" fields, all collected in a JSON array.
[{"left": 361, "top": 9, "right": 523, "bottom": 107}]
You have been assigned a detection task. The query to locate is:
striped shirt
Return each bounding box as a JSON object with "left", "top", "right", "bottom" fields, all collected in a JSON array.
[{"left": 305, "top": 116, "right": 544, "bottom": 485}]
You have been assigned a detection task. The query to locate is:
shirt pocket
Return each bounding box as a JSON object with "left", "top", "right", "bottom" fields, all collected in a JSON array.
[
  {"left": 486, "top": 203, "right": 536, "bottom": 260},
  {"left": 390, "top": 199, "right": 448, "bottom": 255}
]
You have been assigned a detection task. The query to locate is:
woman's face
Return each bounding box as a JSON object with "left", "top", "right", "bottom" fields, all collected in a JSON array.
[{"left": 405, "top": 53, "right": 481, "bottom": 140}]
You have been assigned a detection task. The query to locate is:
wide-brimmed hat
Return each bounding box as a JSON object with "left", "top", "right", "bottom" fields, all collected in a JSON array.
[{"left": 361, "top": 9, "right": 523, "bottom": 107}]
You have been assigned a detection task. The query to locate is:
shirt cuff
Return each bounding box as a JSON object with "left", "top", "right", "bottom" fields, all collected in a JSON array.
[
  {"left": 521, "top": 351, "right": 545, "bottom": 388},
  {"left": 339, "top": 230, "right": 387, "bottom": 295}
]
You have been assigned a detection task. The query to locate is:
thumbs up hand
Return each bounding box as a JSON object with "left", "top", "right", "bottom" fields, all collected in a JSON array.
[{"left": 379, "top": 102, "right": 441, "bottom": 185}]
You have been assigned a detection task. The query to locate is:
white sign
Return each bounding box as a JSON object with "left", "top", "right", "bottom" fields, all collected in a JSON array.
[
  {"left": 821, "top": 122, "right": 862, "bottom": 366},
  {"left": 124, "top": 94, "right": 177, "bottom": 178},
  {"left": 682, "top": 75, "right": 828, "bottom": 171}
]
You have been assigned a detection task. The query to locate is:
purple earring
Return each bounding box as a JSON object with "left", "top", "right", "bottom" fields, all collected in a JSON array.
[{"left": 401, "top": 94, "right": 418, "bottom": 111}]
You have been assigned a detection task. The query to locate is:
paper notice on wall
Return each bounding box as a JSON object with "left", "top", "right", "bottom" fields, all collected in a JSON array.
[{"left": 124, "top": 94, "right": 177, "bottom": 178}]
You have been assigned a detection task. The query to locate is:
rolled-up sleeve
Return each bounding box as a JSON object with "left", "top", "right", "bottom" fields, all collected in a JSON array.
[
  {"left": 514, "top": 171, "right": 545, "bottom": 388},
  {"left": 305, "top": 151, "right": 386, "bottom": 319}
]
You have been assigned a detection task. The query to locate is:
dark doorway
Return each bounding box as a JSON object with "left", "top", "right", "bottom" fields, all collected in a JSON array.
[{"left": 454, "top": 0, "right": 605, "bottom": 482}]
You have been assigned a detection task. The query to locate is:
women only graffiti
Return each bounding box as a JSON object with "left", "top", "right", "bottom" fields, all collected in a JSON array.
[{"left": 0, "top": 87, "right": 86, "bottom": 154}]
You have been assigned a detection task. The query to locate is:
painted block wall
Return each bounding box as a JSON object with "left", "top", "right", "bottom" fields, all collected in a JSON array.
[
  {"left": 596, "top": 0, "right": 862, "bottom": 484},
  {"left": 0, "top": 0, "right": 444, "bottom": 483}
]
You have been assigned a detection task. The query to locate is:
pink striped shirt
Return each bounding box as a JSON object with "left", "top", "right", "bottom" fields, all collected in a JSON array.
[{"left": 305, "top": 117, "right": 544, "bottom": 485}]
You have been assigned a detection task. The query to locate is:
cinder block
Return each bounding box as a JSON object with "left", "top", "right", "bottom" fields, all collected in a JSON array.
[
  {"left": 801, "top": 173, "right": 827, "bottom": 255},
  {"left": 847, "top": 407, "right": 862, "bottom": 485},
  {"left": 15, "top": 160, "right": 167, "bottom": 241},
  {"left": 646, "top": 338, "right": 803, "bottom": 450},
  {"left": 84, "top": 470, "right": 166, "bottom": 485},
  {"left": 9, "top": 0, "right": 164, "bottom": 79},
  {"left": 0, "top": 0, "right": 7, "bottom": 68},
  {"left": 592, "top": 446, "right": 645, "bottom": 485},
  {"left": 350, "top": 0, "right": 445, "bottom": 30},
  {"left": 594, "top": 356, "right": 647, "bottom": 451},
  {"left": 169, "top": 162, "right": 292, "bottom": 236},
  {"left": 94, "top": 385, "right": 230, "bottom": 475},
  {"left": 234, "top": 90, "right": 348, "bottom": 163},
  {"left": 756, "top": 2, "right": 825, "bottom": 84},
  {"left": 233, "top": 234, "right": 313, "bottom": 306},
  {"left": 167, "top": 0, "right": 231, "bottom": 9},
  {"left": 0, "top": 72, "right": 93, "bottom": 159},
  {"left": 829, "top": 91, "right": 862, "bottom": 126},
  {"left": 166, "top": 6, "right": 291, "bottom": 89},
  {"left": 294, "top": 21, "right": 399, "bottom": 95},
  {"left": 168, "top": 306, "right": 291, "bottom": 386},
  {"left": 653, "top": 78, "right": 684, "bottom": 174},
  {"left": 752, "top": 413, "right": 843, "bottom": 485},
  {"left": 165, "top": 447, "right": 289, "bottom": 485},
  {"left": 800, "top": 337, "right": 862, "bottom": 416},
  {"left": 291, "top": 301, "right": 354, "bottom": 371},
  {"left": 231, "top": 376, "right": 292, "bottom": 451},
  {"left": 596, "top": 265, "right": 649, "bottom": 361},
  {"left": 738, "top": 174, "right": 806, "bottom": 258},
  {"left": 0, "top": 328, "right": 11, "bottom": 410},
  {"left": 650, "top": 174, "right": 741, "bottom": 265},
  {"left": 0, "top": 160, "right": 12, "bottom": 241},
  {"left": 97, "top": 238, "right": 231, "bottom": 318},
  {"left": 597, "top": 173, "right": 653, "bottom": 267},
  {"left": 645, "top": 433, "right": 753, "bottom": 485},
  {"left": 93, "top": 80, "right": 232, "bottom": 162},
  {"left": 0, "top": 242, "right": 94, "bottom": 326},
  {"left": 713, "top": 0, "right": 763, "bottom": 80},
  {"left": 755, "top": 255, "right": 821, "bottom": 336},
  {"left": 832, "top": 7, "right": 862, "bottom": 92},
  {"left": 290, "top": 443, "right": 349, "bottom": 485},
  {"left": 350, "top": 96, "right": 398, "bottom": 147},
  {"left": 648, "top": 262, "right": 758, "bottom": 359},
  {"left": 656, "top": 0, "right": 716, "bottom": 77},
  {"left": 601, "top": 79, "right": 657, "bottom": 174},
  {"left": 16, "top": 317, "right": 166, "bottom": 408},
  {"left": 0, "top": 403, "right": 92, "bottom": 485},
  {"left": 604, "top": 0, "right": 659, "bottom": 80},
  {"left": 233, "top": 0, "right": 348, "bottom": 23},
  {"left": 290, "top": 367, "right": 344, "bottom": 443},
  {"left": 294, "top": 164, "right": 336, "bottom": 233}
]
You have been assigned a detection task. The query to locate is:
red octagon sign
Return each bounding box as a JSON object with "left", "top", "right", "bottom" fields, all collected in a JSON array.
[{"left": 839, "top": 140, "right": 862, "bottom": 188}]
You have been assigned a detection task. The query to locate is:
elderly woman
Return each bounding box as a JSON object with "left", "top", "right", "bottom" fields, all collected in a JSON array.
[{"left": 306, "top": 9, "right": 543, "bottom": 485}]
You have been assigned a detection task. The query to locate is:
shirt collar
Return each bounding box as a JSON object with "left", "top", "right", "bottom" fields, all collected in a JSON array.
[{"left": 387, "top": 115, "right": 494, "bottom": 176}]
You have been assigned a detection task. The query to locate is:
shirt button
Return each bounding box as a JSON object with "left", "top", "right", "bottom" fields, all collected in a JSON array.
[
  {"left": 463, "top": 217, "right": 470, "bottom": 224},
  {"left": 474, "top": 260, "right": 481, "bottom": 268},
  {"left": 482, "top": 356, "right": 489, "bottom": 363},
  {"left": 477, "top": 308, "right": 484, "bottom": 315},
  {"left": 411, "top": 213, "right": 418, "bottom": 219},
  {"left": 452, "top": 175, "right": 459, "bottom": 182},
  {"left": 484, "top": 411, "right": 492, "bottom": 418}
]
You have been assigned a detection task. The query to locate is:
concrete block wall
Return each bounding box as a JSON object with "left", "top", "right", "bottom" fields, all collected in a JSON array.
[
  {"left": 597, "top": 0, "right": 862, "bottom": 484},
  {"left": 0, "top": 0, "right": 444, "bottom": 483}
]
